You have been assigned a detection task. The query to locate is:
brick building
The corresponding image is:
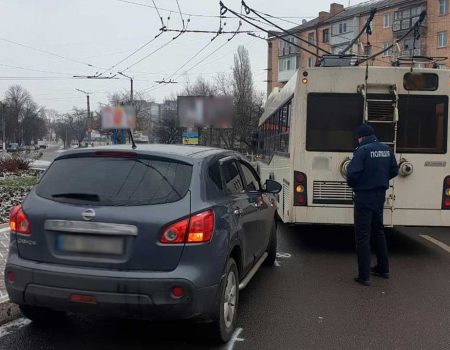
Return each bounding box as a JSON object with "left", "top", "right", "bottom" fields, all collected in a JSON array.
[{"left": 267, "top": 0, "right": 450, "bottom": 95}]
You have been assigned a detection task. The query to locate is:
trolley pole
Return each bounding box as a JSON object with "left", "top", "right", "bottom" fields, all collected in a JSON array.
[{"left": 76, "top": 89, "right": 93, "bottom": 145}]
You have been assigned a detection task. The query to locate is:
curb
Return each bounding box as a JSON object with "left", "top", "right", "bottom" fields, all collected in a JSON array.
[
  {"left": 0, "top": 225, "right": 22, "bottom": 326},
  {"left": 0, "top": 299, "right": 20, "bottom": 327}
]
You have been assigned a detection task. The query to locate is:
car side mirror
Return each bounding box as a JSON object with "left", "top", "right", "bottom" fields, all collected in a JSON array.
[{"left": 264, "top": 179, "right": 282, "bottom": 194}]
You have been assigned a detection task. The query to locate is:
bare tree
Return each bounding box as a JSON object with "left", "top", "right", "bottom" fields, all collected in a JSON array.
[
  {"left": 153, "top": 99, "right": 180, "bottom": 144},
  {"left": 4, "top": 85, "right": 32, "bottom": 143},
  {"left": 231, "top": 46, "right": 263, "bottom": 153},
  {"left": 70, "top": 108, "right": 88, "bottom": 147}
]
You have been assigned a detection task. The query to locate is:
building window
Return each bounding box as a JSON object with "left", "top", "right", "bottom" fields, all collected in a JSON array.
[
  {"left": 439, "top": 64, "right": 447, "bottom": 69},
  {"left": 438, "top": 31, "right": 448, "bottom": 48},
  {"left": 308, "top": 32, "right": 315, "bottom": 45},
  {"left": 322, "top": 29, "right": 329, "bottom": 43},
  {"left": 383, "top": 42, "right": 393, "bottom": 56},
  {"left": 383, "top": 13, "right": 392, "bottom": 28},
  {"left": 440, "top": 0, "right": 449, "bottom": 15},
  {"left": 307, "top": 57, "right": 314, "bottom": 67},
  {"left": 338, "top": 22, "right": 347, "bottom": 34},
  {"left": 279, "top": 56, "right": 298, "bottom": 73},
  {"left": 364, "top": 45, "right": 372, "bottom": 56},
  {"left": 278, "top": 36, "right": 299, "bottom": 56}
]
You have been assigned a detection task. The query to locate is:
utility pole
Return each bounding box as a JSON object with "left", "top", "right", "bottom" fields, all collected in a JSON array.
[
  {"left": 1, "top": 103, "right": 6, "bottom": 153},
  {"left": 118, "top": 72, "right": 134, "bottom": 144},
  {"left": 75, "top": 89, "right": 92, "bottom": 145},
  {"left": 118, "top": 72, "right": 133, "bottom": 104}
]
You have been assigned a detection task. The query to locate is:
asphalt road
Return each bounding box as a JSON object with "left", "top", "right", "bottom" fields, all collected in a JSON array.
[{"left": 0, "top": 223, "right": 449, "bottom": 350}]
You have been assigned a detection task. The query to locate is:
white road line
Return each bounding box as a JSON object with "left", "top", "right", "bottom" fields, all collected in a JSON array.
[
  {"left": 221, "top": 328, "right": 244, "bottom": 350},
  {"left": 420, "top": 235, "right": 450, "bottom": 254},
  {"left": 0, "top": 318, "right": 31, "bottom": 339},
  {"left": 0, "top": 228, "right": 9, "bottom": 234}
]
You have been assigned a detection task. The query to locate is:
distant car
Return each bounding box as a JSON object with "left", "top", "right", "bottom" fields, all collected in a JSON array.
[
  {"left": 5, "top": 145, "right": 281, "bottom": 343},
  {"left": 7, "top": 143, "right": 19, "bottom": 152},
  {"left": 34, "top": 144, "right": 40, "bottom": 151}
]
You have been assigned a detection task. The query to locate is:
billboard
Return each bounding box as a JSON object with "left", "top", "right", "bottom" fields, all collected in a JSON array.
[
  {"left": 178, "top": 96, "right": 233, "bottom": 128},
  {"left": 182, "top": 131, "right": 199, "bottom": 145},
  {"left": 101, "top": 105, "right": 136, "bottom": 130}
]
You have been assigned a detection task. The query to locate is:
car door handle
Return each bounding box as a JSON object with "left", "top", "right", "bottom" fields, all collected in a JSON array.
[{"left": 234, "top": 209, "right": 243, "bottom": 216}]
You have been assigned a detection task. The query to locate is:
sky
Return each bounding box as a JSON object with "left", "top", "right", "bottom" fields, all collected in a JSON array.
[{"left": 0, "top": 0, "right": 366, "bottom": 114}]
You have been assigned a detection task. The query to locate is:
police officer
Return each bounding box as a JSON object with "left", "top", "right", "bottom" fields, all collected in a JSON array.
[{"left": 347, "top": 123, "right": 399, "bottom": 286}]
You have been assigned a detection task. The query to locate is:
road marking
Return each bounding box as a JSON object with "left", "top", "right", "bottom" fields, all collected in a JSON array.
[
  {"left": 420, "top": 235, "right": 450, "bottom": 254},
  {"left": 0, "top": 228, "right": 9, "bottom": 234},
  {"left": 0, "top": 318, "right": 31, "bottom": 339},
  {"left": 276, "top": 252, "right": 291, "bottom": 259},
  {"left": 220, "top": 328, "right": 244, "bottom": 350},
  {"left": 274, "top": 260, "right": 281, "bottom": 267}
]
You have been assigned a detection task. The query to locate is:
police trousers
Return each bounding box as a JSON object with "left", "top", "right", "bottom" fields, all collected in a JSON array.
[{"left": 353, "top": 190, "right": 389, "bottom": 280}]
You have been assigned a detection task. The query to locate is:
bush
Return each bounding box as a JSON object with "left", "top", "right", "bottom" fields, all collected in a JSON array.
[{"left": 0, "top": 157, "right": 31, "bottom": 173}]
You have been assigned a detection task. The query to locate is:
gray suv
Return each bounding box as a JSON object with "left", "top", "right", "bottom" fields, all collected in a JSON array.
[{"left": 5, "top": 145, "right": 281, "bottom": 343}]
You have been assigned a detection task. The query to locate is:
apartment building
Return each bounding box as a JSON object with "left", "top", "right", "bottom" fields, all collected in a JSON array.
[{"left": 267, "top": 0, "right": 450, "bottom": 95}]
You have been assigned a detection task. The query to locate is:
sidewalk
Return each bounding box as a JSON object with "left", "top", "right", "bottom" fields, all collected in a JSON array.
[{"left": 0, "top": 224, "right": 8, "bottom": 302}]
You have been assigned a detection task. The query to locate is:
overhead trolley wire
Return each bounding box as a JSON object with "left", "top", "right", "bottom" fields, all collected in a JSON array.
[
  {"left": 219, "top": 1, "right": 320, "bottom": 58},
  {"left": 0, "top": 37, "right": 102, "bottom": 69},
  {"left": 240, "top": 1, "right": 331, "bottom": 55}
]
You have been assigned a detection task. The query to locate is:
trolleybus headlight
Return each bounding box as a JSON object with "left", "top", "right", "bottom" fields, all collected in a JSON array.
[
  {"left": 294, "top": 171, "right": 307, "bottom": 206},
  {"left": 442, "top": 176, "right": 450, "bottom": 210},
  {"left": 295, "top": 185, "right": 305, "bottom": 193},
  {"left": 340, "top": 159, "right": 351, "bottom": 179},
  {"left": 302, "top": 78, "right": 308, "bottom": 85},
  {"left": 399, "top": 161, "right": 414, "bottom": 177}
]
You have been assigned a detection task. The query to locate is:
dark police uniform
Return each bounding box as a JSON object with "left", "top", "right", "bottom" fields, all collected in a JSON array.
[{"left": 347, "top": 125, "right": 399, "bottom": 285}]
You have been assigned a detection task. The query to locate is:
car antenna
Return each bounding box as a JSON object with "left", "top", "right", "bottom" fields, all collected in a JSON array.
[{"left": 128, "top": 130, "right": 137, "bottom": 150}]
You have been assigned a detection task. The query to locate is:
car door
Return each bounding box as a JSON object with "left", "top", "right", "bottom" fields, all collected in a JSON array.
[
  {"left": 220, "top": 158, "right": 259, "bottom": 274},
  {"left": 238, "top": 160, "right": 274, "bottom": 258}
]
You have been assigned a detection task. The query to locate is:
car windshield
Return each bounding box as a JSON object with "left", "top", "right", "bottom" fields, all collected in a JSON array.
[{"left": 36, "top": 156, "right": 192, "bottom": 206}]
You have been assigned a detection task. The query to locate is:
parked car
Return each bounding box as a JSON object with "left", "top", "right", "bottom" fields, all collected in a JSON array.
[
  {"left": 5, "top": 145, "right": 281, "bottom": 343},
  {"left": 6, "top": 143, "right": 19, "bottom": 152}
]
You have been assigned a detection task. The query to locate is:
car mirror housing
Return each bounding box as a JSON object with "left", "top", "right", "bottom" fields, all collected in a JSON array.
[{"left": 264, "top": 179, "right": 282, "bottom": 194}]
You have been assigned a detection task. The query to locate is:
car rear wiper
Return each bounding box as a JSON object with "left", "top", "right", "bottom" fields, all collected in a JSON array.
[{"left": 51, "top": 193, "right": 100, "bottom": 201}]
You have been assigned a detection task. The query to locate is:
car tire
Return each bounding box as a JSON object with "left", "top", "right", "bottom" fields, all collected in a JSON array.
[
  {"left": 265, "top": 221, "right": 277, "bottom": 266},
  {"left": 209, "top": 258, "right": 239, "bottom": 344},
  {"left": 19, "top": 305, "right": 65, "bottom": 324}
]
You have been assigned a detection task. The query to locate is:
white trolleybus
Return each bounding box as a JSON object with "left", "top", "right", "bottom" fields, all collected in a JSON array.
[{"left": 257, "top": 66, "right": 450, "bottom": 227}]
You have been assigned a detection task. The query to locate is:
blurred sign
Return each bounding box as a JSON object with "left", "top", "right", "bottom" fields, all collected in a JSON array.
[
  {"left": 182, "top": 132, "right": 199, "bottom": 145},
  {"left": 178, "top": 96, "right": 233, "bottom": 128},
  {"left": 101, "top": 105, "right": 136, "bottom": 130}
]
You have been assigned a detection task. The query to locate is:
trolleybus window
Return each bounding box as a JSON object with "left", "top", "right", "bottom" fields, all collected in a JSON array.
[
  {"left": 258, "top": 99, "right": 291, "bottom": 160},
  {"left": 306, "top": 93, "right": 363, "bottom": 152},
  {"left": 397, "top": 95, "right": 448, "bottom": 154}
]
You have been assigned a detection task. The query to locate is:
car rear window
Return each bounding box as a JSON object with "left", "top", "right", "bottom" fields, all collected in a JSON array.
[{"left": 36, "top": 156, "right": 192, "bottom": 206}]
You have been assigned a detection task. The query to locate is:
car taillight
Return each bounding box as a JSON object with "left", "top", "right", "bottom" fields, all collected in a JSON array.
[
  {"left": 9, "top": 205, "right": 31, "bottom": 235},
  {"left": 294, "top": 171, "right": 307, "bottom": 206},
  {"left": 187, "top": 210, "right": 214, "bottom": 243},
  {"left": 443, "top": 176, "right": 450, "bottom": 210},
  {"left": 160, "top": 209, "right": 215, "bottom": 244},
  {"left": 160, "top": 218, "right": 189, "bottom": 243}
]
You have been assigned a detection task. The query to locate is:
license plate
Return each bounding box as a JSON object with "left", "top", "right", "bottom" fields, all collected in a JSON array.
[{"left": 56, "top": 234, "right": 124, "bottom": 255}]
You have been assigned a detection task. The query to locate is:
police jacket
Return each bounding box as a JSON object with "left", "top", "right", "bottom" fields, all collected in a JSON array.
[{"left": 347, "top": 135, "right": 399, "bottom": 192}]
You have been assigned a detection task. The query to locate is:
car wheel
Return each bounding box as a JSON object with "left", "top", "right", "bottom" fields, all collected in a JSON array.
[
  {"left": 19, "top": 305, "right": 65, "bottom": 324},
  {"left": 210, "top": 258, "right": 239, "bottom": 343},
  {"left": 265, "top": 221, "right": 277, "bottom": 266}
]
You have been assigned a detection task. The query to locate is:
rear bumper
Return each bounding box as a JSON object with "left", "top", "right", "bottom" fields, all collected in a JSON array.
[
  {"left": 5, "top": 259, "right": 220, "bottom": 322},
  {"left": 290, "top": 207, "right": 450, "bottom": 227}
]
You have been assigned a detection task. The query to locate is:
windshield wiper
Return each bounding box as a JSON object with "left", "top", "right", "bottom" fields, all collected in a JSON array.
[{"left": 51, "top": 193, "right": 100, "bottom": 201}]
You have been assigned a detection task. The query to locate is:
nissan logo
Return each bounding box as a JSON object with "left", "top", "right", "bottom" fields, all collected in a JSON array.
[{"left": 81, "top": 209, "right": 96, "bottom": 221}]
